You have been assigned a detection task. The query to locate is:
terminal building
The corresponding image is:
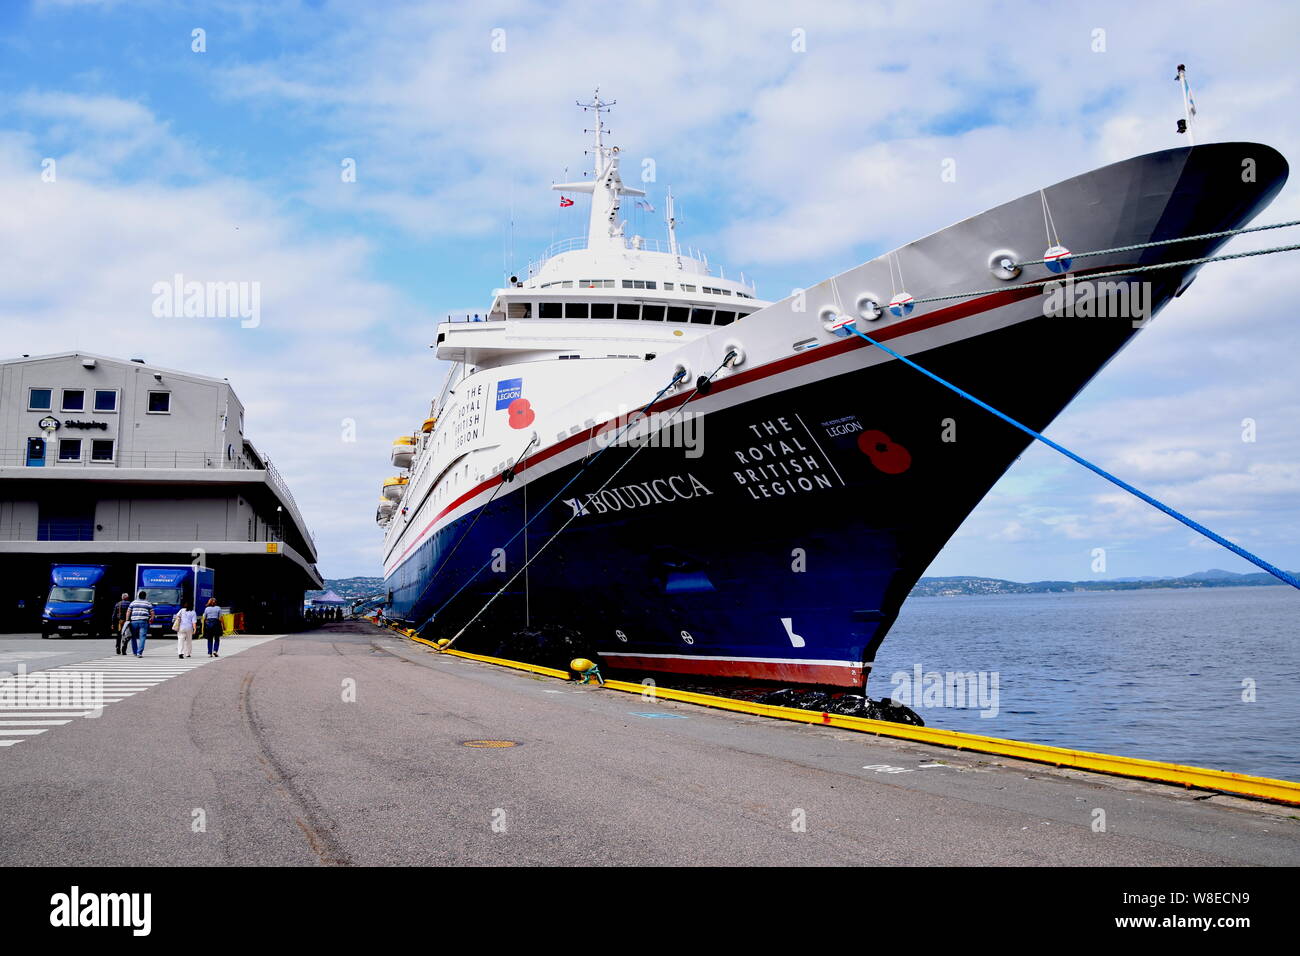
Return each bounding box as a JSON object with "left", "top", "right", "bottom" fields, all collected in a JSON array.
[{"left": 0, "top": 352, "right": 322, "bottom": 633}]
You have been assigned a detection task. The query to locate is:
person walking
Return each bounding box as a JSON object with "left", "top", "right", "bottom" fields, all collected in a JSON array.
[
  {"left": 128, "top": 590, "right": 154, "bottom": 657},
  {"left": 111, "top": 592, "right": 132, "bottom": 655},
  {"left": 174, "top": 602, "right": 197, "bottom": 659},
  {"left": 201, "top": 598, "right": 222, "bottom": 657}
]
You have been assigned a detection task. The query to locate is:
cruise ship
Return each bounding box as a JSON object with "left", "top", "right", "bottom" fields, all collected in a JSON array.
[{"left": 378, "top": 94, "right": 1287, "bottom": 690}]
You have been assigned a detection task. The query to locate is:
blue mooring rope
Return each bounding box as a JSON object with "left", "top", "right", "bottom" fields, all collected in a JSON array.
[{"left": 845, "top": 325, "right": 1300, "bottom": 591}]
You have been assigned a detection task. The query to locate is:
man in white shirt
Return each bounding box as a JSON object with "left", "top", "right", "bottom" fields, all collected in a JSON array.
[{"left": 174, "top": 602, "right": 198, "bottom": 659}]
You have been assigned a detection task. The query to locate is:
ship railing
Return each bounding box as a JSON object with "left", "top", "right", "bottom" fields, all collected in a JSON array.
[{"left": 526, "top": 235, "right": 756, "bottom": 289}]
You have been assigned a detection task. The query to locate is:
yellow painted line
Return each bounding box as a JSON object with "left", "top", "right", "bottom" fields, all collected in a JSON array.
[{"left": 387, "top": 626, "right": 1300, "bottom": 805}]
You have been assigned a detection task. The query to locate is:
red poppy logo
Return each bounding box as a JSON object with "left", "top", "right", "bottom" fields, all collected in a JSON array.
[
  {"left": 857, "top": 429, "right": 911, "bottom": 474},
  {"left": 507, "top": 398, "right": 535, "bottom": 429}
]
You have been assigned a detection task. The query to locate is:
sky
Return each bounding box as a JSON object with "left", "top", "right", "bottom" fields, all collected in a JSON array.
[{"left": 1, "top": 0, "right": 1298, "bottom": 582}]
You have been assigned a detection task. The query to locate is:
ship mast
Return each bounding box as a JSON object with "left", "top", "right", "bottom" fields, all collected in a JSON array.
[
  {"left": 552, "top": 89, "right": 646, "bottom": 251},
  {"left": 665, "top": 186, "right": 680, "bottom": 258}
]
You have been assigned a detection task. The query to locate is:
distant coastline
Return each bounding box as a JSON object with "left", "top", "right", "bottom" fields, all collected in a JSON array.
[
  {"left": 310, "top": 569, "right": 1297, "bottom": 603},
  {"left": 906, "top": 568, "right": 1296, "bottom": 597}
]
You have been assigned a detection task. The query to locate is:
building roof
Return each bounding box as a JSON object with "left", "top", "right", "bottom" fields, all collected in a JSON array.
[{"left": 0, "top": 351, "right": 232, "bottom": 387}]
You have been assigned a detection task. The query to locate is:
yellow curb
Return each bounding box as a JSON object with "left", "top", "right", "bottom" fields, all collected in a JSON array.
[{"left": 393, "top": 629, "right": 1300, "bottom": 805}]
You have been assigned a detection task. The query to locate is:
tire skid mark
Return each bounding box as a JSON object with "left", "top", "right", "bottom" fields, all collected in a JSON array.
[{"left": 237, "top": 672, "right": 352, "bottom": 866}]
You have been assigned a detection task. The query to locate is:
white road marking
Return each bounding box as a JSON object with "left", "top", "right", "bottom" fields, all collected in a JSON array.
[{"left": 0, "top": 635, "right": 283, "bottom": 751}]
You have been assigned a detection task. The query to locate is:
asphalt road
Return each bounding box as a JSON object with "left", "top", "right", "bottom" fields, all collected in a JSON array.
[{"left": 1, "top": 621, "right": 1297, "bottom": 866}]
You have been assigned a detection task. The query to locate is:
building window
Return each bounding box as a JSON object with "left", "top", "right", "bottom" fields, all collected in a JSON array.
[
  {"left": 62, "top": 389, "right": 85, "bottom": 412},
  {"left": 58, "top": 438, "right": 82, "bottom": 461},
  {"left": 147, "top": 391, "right": 171, "bottom": 414},
  {"left": 93, "top": 389, "right": 118, "bottom": 412},
  {"left": 91, "top": 439, "right": 115, "bottom": 462},
  {"left": 28, "top": 388, "right": 52, "bottom": 411}
]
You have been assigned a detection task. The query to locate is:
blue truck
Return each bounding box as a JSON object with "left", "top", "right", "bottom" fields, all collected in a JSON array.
[
  {"left": 135, "top": 564, "right": 216, "bottom": 635},
  {"left": 41, "top": 564, "right": 114, "bottom": 639}
]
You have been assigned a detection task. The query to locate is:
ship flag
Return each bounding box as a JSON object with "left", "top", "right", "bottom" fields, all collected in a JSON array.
[
  {"left": 1175, "top": 63, "right": 1197, "bottom": 144},
  {"left": 560, "top": 196, "right": 574, "bottom": 207}
]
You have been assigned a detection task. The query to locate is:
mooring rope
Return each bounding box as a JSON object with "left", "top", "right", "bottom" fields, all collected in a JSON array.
[
  {"left": 1011, "top": 218, "right": 1300, "bottom": 268},
  {"left": 435, "top": 350, "right": 739, "bottom": 650},
  {"left": 840, "top": 323, "right": 1300, "bottom": 591},
  {"left": 908, "top": 241, "right": 1300, "bottom": 306},
  {"left": 413, "top": 363, "right": 694, "bottom": 636},
  {"left": 399, "top": 432, "right": 539, "bottom": 616}
]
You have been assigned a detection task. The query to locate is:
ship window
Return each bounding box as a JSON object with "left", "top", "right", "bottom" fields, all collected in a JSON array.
[
  {"left": 642, "top": 305, "right": 665, "bottom": 321},
  {"left": 590, "top": 303, "right": 614, "bottom": 319},
  {"left": 59, "top": 438, "right": 82, "bottom": 461},
  {"left": 28, "top": 388, "right": 52, "bottom": 410},
  {"left": 565, "top": 302, "right": 589, "bottom": 318},
  {"left": 62, "top": 389, "right": 85, "bottom": 412},
  {"left": 680, "top": 284, "right": 696, "bottom": 292},
  {"left": 507, "top": 302, "right": 532, "bottom": 318},
  {"left": 666, "top": 306, "right": 688, "bottom": 323},
  {"left": 663, "top": 282, "right": 674, "bottom": 291},
  {"left": 617, "top": 303, "right": 640, "bottom": 320},
  {"left": 561, "top": 281, "right": 573, "bottom": 288},
  {"left": 715, "top": 310, "right": 736, "bottom": 326},
  {"left": 539, "top": 302, "right": 562, "bottom": 318},
  {"left": 690, "top": 308, "right": 713, "bottom": 325}
]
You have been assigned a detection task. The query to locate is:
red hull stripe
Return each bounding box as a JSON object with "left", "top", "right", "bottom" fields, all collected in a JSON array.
[
  {"left": 388, "top": 268, "right": 1125, "bottom": 574},
  {"left": 604, "top": 653, "right": 864, "bottom": 687}
]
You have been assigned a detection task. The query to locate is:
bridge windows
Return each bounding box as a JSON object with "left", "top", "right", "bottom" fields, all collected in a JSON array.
[
  {"left": 529, "top": 299, "right": 751, "bottom": 324},
  {"left": 621, "top": 279, "right": 657, "bottom": 289}
]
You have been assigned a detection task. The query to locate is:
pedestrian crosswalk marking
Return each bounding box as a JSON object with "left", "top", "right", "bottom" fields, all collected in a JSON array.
[{"left": 0, "top": 636, "right": 282, "bottom": 752}]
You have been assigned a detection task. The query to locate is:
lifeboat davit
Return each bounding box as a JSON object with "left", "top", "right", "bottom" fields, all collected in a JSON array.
[
  {"left": 391, "top": 436, "right": 417, "bottom": 468},
  {"left": 382, "top": 476, "right": 409, "bottom": 501}
]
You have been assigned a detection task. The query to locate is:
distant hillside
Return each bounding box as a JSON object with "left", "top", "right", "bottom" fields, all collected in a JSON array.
[
  {"left": 307, "top": 576, "right": 384, "bottom": 602},
  {"left": 310, "top": 570, "right": 1288, "bottom": 604},
  {"left": 908, "top": 568, "right": 1295, "bottom": 597}
]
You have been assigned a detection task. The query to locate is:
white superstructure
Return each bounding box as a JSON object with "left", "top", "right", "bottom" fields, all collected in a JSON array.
[{"left": 379, "top": 93, "right": 769, "bottom": 551}]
